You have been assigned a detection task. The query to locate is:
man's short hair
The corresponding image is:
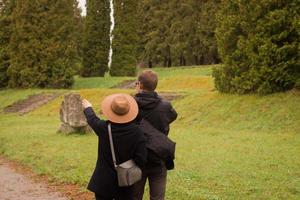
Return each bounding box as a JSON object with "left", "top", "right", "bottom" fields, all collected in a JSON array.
[{"left": 138, "top": 70, "right": 158, "bottom": 91}]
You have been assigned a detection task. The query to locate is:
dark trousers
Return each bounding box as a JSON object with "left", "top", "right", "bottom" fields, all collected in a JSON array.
[
  {"left": 95, "top": 186, "right": 133, "bottom": 200},
  {"left": 132, "top": 166, "right": 167, "bottom": 200}
]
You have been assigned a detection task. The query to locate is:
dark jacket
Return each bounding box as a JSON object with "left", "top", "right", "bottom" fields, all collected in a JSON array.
[
  {"left": 83, "top": 107, "right": 147, "bottom": 197},
  {"left": 135, "top": 91, "right": 177, "bottom": 169}
]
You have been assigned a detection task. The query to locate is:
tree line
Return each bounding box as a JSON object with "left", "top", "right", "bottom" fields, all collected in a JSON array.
[
  {"left": 0, "top": 0, "right": 299, "bottom": 94},
  {"left": 82, "top": 0, "right": 221, "bottom": 77}
]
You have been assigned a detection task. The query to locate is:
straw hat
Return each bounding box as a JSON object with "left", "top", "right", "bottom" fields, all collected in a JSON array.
[{"left": 101, "top": 94, "right": 138, "bottom": 124}]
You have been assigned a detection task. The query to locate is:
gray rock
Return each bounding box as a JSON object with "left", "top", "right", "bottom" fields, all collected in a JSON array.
[{"left": 58, "top": 93, "right": 92, "bottom": 134}]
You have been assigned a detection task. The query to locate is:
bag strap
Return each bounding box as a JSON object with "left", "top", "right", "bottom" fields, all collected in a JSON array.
[{"left": 108, "top": 123, "right": 118, "bottom": 168}]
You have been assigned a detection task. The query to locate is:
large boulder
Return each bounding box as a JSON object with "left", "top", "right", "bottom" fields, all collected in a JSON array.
[{"left": 58, "top": 93, "right": 92, "bottom": 134}]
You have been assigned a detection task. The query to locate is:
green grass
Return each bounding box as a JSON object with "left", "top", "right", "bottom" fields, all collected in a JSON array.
[
  {"left": 152, "top": 65, "right": 214, "bottom": 78},
  {"left": 73, "top": 75, "right": 133, "bottom": 89},
  {"left": 72, "top": 66, "right": 213, "bottom": 90},
  {"left": 0, "top": 65, "right": 300, "bottom": 200}
]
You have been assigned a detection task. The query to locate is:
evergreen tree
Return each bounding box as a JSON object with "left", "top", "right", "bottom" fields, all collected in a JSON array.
[
  {"left": 136, "top": 0, "right": 220, "bottom": 68},
  {"left": 110, "top": 0, "right": 138, "bottom": 76},
  {"left": 0, "top": 0, "right": 14, "bottom": 88},
  {"left": 169, "top": 0, "right": 196, "bottom": 66},
  {"left": 213, "top": 0, "right": 300, "bottom": 94},
  {"left": 74, "top": 5, "right": 85, "bottom": 74},
  {"left": 8, "top": 0, "right": 78, "bottom": 88},
  {"left": 195, "top": 0, "right": 220, "bottom": 65},
  {"left": 136, "top": 0, "right": 154, "bottom": 68},
  {"left": 152, "top": 0, "right": 172, "bottom": 67},
  {"left": 82, "top": 0, "right": 110, "bottom": 77}
]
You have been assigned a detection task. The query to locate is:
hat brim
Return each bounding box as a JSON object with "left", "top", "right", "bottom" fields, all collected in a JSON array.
[{"left": 101, "top": 94, "right": 138, "bottom": 124}]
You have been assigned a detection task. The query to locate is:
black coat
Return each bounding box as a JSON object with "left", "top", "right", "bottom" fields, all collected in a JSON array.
[
  {"left": 134, "top": 91, "right": 177, "bottom": 169},
  {"left": 83, "top": 107, "right": 147, "bottom": 197}
]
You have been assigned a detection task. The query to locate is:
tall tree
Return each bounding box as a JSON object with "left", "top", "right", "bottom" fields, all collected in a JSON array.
[
  {"left": 0, "top": 0, "right": 14, "bottom": 88},
  {"left": 73, "top": 6, "right": 85, "bottom": 75},
  {"left": 195, "top": 0, "right": 220, "bottom": 65},
  {"left": 82, "top": 0, "right": 110, "bottom": 77},
  {"left": 136, "top": 0, "right": 220, "bottom": 68},
  {"left": 110, "top": 0, "right": 138, "bottom": 76},
  {"left": 169, "top": 0, "right": 196, "bottom": 66},
  {"left": 140, "top": 0, "right": 172, "bottom": 67},
  {"left": 8, "top": 0, "right": 78, "bottom": 88},
  {"left": 213, "top": 0, "right": 300, "bottom": 94}
]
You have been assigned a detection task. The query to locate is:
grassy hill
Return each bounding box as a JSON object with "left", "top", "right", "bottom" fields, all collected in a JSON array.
[{"left": 0, "top": 65, "right": 299, "bottom": 200}]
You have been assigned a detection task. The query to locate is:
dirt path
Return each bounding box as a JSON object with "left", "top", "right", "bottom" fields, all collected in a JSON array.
[
  {"left": 0, "top": 159, "right": 68, "bottom": 200},
  {"left": 111, "top": 80, "right": 136, "bottom": 89},
  {"left": 3, "top": 93, "right": 61, "bottom": 115}
]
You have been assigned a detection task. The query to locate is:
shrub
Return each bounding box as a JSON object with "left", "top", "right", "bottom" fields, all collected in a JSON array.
[
  {"left": 7, "top": 0, "right": 78, "bottom": 88},
  {"left": 214, "top": 0, "right": 300, "bottom": 95},
  {"left": 295, "top": 79, "right": 300, "bottom": 90}
]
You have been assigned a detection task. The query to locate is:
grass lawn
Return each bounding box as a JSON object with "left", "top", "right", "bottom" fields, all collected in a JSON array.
[{"left": 0, "top": 66, "right": 300, "bottom": 199}]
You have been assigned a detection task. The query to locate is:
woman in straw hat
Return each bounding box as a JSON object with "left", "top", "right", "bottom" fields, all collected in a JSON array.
[{"left": 82, "top": 94, "right": 147, "bottom": 200}]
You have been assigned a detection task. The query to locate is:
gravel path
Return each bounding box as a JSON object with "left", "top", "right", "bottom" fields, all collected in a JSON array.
[{"left": 0, "top": 160, "right": 68, "bottom": 200}]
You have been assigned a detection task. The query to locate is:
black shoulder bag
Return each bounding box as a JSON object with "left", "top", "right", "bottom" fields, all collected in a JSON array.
[{"left": 139, "top": 102, "right": 176, "bottom": 163}]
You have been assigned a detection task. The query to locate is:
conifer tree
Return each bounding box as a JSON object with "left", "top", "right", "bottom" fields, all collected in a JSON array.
[
  {"left": 136, "top": 0, "right": 220, "bottom": 67},
  {"left": 82, "top": 0, "right": 110, "bottom": 77},
  {"left": 213, "top": 0, "right": 300, "bottom": 94},
  {"left": 0, "top": 0, "right": 14, "bottom": 88},
  {"left": 110, "top": 0, "right": 138, "bottom": 76},
  {"left": 139, "top": 0, "right": 172, "bottom": 67},
  {"left": 136, "top": 0, "right": 158, "bottom": 68},
  {"left": 8, "top": 0, "right": 78, "bottom": 88},
  {"left": 74, "top": 6, "right": 85, "bottom": 74},
  {"left": 195, "top": 0, "right": 220, "bottom": 64}
]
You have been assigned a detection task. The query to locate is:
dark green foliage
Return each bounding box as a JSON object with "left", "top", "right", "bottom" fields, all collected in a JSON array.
[
  {"left": 195, "top": 0, "right": 220, "bottom": 65},
  {"left": 295, "top": 79, "right": 300, "bottom": 90},
  {"left": 169, "top": 0, "right": 220, "bottom": 66},
  {"left": 136, "top": 0, "right": 220, "bottom": 68},
  {"left": 0, "top": 0, "right": 14, "bottom": 88},
  {"left": 7, "top": 0, "right": 78, "bottom": 88},
  {"left": 73, "top": 7, "right": 85, "bottom": 75},
  {"left": 214, "top": 0, "right": 300, "bottom": 94},
  {"left": 82, "top": 0, "right": 110, "bottom": 77},
  {"left": 110, "top": 0, "right": 138, "bottom": 76},
  {"left": 137, "top": 0, "right": 172, "bottom": 68}
]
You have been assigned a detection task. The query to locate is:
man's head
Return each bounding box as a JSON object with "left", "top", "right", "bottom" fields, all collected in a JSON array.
[{"left": 136, "top": 70, "right": 158, "bottom": 92}]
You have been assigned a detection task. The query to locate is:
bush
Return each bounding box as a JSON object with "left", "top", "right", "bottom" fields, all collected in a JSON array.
[
  {"left": 6, "top": 0, "right": 78, "bottom": 88},
  {"left": 295, "top": 79, "right": 300, "bottom": 90},
  {"left": 214, "top": 0, "right": 300, "bottom": 95},
  {"left": 0, "top": 0, "right": 12, "bottom": 88}
]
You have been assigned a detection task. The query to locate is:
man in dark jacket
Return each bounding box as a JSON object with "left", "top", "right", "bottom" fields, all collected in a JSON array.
[
  {"left": 133, "top": 70, "right": 178, "bottom": 200},
  {"left": 82, "top": 94, "right": 147, "bottom": 200}
]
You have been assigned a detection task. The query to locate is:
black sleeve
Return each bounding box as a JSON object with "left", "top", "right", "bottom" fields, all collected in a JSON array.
[
  {"left": 83, "top": 107, "right": 106, "bottom": 136},
  {"left": 133, "top": 133, "right": 147, "bottom": 168},
  {"left": 168, "top": 103, "right": 178, "bottom": 124}
]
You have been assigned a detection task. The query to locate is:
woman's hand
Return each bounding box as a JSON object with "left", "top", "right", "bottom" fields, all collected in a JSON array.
[{"left": 82, "top": 99, "right": 92, "bottom": 109}]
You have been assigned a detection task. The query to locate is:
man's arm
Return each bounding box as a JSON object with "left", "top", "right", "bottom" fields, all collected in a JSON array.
[{"left": 168, "top": 104, "right": 178, "bottom": 124}]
